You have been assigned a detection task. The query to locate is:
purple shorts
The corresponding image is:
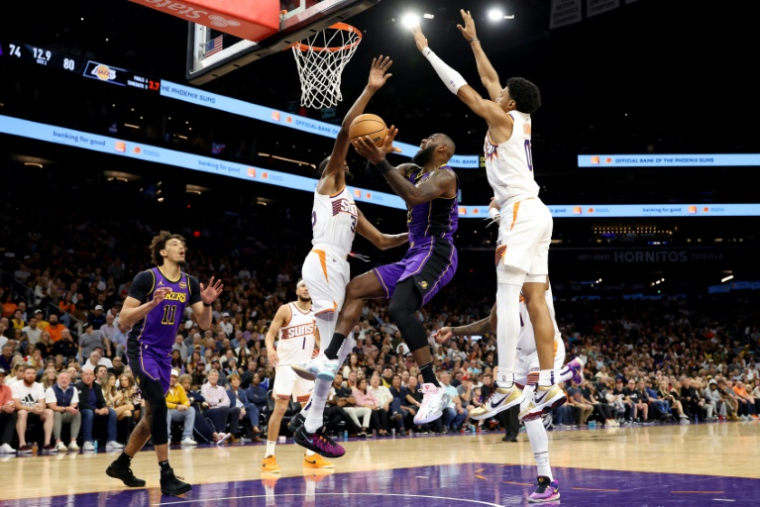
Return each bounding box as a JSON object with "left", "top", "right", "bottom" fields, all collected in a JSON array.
[
  {"left": 373, "top": 237, "right": 458, "bottom": 306},
  {"left": 127, "top": 339, "right": 172, "bottom": 394}
]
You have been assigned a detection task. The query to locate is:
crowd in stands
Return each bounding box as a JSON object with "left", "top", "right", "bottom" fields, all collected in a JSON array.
[{"left": 1, "top": 210, "right": 760, "bottom": 456}]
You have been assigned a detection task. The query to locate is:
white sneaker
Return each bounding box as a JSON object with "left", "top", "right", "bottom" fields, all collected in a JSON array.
[
  {"left": 83, "top": 441, "right": 95, "bottom": 451},
  {"left": 471, "top": 385, "right": 524, "bottom": 420},
  {"left": 216, "top": 433, "right": 231, "bottom": 446},
  {"left": 292, "top": 355, "right": 339, "bottom": 382},
  {"left": 106, "top": 441, "right": 124, "bottom": 451},
  {"left": 520, "top": 384, "right": 567, "bottom": 421},
  {"left": 68, "top": 442, "right": 80, "bottom": 451},
  {"left": 181, "top": 438, "right": 198, "bottom": 446},
  {"left": 56, "top": 442, "right": 68, "bottom": 452},
  {"left": 413, "top": 383, "right": 450, "bottom": 424},
  {"left": 0, "top": 443, "right": 16, "bottom": 454}
]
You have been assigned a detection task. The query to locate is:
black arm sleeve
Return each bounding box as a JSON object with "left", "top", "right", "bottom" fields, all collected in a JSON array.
[
  {"left": 188, "top": 275, "right": 203, "bottom": 306},
  {"left": 128, "top": 270, "right": 155, "bottom": 303}
]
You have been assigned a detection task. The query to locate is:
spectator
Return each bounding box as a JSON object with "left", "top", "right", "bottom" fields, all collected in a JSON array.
[
  {"left": 79, "top": 323, "right": 110, "bottom": 361},
  {"left": 191, "top": 363, "right": 207, "bottom": 390},
  {"left": 0, "top": 345, "right": 13, "bottom": 373},
  {"left": 110, "top": 356, "right": 125, "bottom": 376},
  {"left": 102, "top": 373, "right": 134, "bottom": 422},
  {"left": 227, "top": 373, "right": 260, "bottom": 441},
  {"left": 173, "top": 335, "right": 188, "bottom": 363},
  {"left": 41, "top": 368, "right": 59, "bottom": 391},
  {"left": 111, "top": 323, "right": 129, "bottom": 359},
  {"left": 117, "top": 374, "right": 141, "bottom": 420},
  {"left": 240, "top": 359, "right": 258, "bottom": 390},
  {"left": 166, "top": 369, "right": 197, "bottom": 446},
  {"left": 82, "top": 350, "right": 112, "bottom": 372},
  {"left": 440, "top": 371, "right": 468, "bottom": 432},
  {"left": 177, "top": 374, "right": 229, "bottom": 445},
  {"left": 170, "top": 350, "right": 185, "bottom": 376},
  {"left": 11, "top": 310, "right": 26, "bottom": 330},
  {"left": 37, "top": 332, "right": 55, "bottom": 359},
  {"left": 202, "top": 369, "right": 239, "bottom": 438},
  {"left": 0, "top": 367, "right": 17, "bottom": 454},
  {"left": 100, "top": 313, "right": 118, "bottom": 344},
  {"left": 22, "top": 317, "right": 43, "bottom": 346},
  {"left": 352, "top": 377, "right": 381, "bottom": 436},
  {"left": 12, "top": 366, "right": 55, "bottom": 454},
  {"left": 732, "top": 380, "right": 758, "bottom": 420},
  {"left": 368, "top": 374, "right": 398, "bottom": 436},
  {"left": 331, "top": 372, "right": 370, "bottom": 436},
  {"left": 75, "top": 369, "right": 122, "bottom": 452},
  {"left": 45, "top": 371, "right": 81, "bottom": 452},
  {"left": 245, "top": 372, "right": 268, "bottom": 418},
  {"left": 44, "top": 315, "right": 66, "bottom": 343},
  {"left": 53, "top": 330, "right": 78, "bottom": 360},
  {"left": 88, "top": 305, "right": 107, "bottom": 330}
]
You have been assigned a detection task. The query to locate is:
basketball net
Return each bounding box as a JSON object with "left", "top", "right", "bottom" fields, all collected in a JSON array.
[{"left": 292, "top": 23, "right": 362, "bottom": 109}]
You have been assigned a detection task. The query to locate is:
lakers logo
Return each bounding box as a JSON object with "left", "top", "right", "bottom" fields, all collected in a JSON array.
[
  {"left": 91, "top": 64, "right": 116, "bottom": 81},
  {"left": 418, "top": 280, "right": 429, "bottom": 290},
  {"left": 179, "top": 282, "right": 187, "bottom": 289}
]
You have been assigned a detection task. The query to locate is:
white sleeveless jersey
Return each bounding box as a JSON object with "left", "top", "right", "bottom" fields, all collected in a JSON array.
[
  {"left": 311, "top": 186, "right": 358, "bottom": 257},
  {"left": 517, "top": 286, "right": 561, "bottom": 355},
  {"left": 276, "top": 302, "right": 317, "bottom": 366},
  {"left": 484, "top": 111, "right": 540, "bottom": 208}
]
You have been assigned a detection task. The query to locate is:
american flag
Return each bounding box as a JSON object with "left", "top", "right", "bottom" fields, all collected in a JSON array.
[{"left": 205, "top": 35, "right": 223, "bottom": 57}]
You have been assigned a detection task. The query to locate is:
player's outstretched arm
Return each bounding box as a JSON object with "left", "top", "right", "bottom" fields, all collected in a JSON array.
[
  {"left": 353, "top": 128, "right": 457, "bottom": 206},
  {"left": 457, "top": 10, "right": 501, "bottom": 101},
  {"left": 264, "top": 304, "right": 291, "bottom": 368},
  {"left": 355, "top": 208, "right": 409, "bottom": 250},
  {"left": 190, "top": 276, "right": 223, "bottom": 331},
  {"left": 410, "top": 26, "right": 511, "bottom": 139},
  {"left": 319, "top": 56, "right": 393, "bottom": 195}
]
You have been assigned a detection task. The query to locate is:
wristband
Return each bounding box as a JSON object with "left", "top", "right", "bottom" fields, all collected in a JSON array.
[
  {"left": 203, "top": 302, "right": 212, "bottom": 307},
  {"left": 374, "top": 159, "right": 394, "bottom": 175},
  {"left": 489, "top": 207, "right": 500, "bottom": 221},
  {"left": 469, "top": 38, "right": 479, "bottom": 43}
]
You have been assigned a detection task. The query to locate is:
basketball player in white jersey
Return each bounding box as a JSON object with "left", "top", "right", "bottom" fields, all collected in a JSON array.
[
  {"left": 263, "top": 280, "right": 331, "bottom": 472},
  {"left": 288, "top": 57, "right": 408, "bottom": 458},
  {"left": 410, "top": 12, "right": 564, "bottom": 420},
  {"left": 437, "top": 278, "right": 584, "bottom": 503}
]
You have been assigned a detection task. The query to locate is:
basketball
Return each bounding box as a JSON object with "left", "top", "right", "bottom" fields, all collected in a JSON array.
[{"left": 349, "top": 114, "right": 388, "bottom": 146}]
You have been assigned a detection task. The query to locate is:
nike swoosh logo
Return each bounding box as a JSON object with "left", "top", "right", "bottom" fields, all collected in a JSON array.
[
  {"left": 305, "top": 437, "right": 314, "bottom": 444},
  {"left": 489, "top": 399, "right": 502, "bottom": 409},
  {"left": 535, "top": 391, "right": 549, "bottom": 403},
  {"left": 305, "top": 459, "right": 316, "bottom": 464}
]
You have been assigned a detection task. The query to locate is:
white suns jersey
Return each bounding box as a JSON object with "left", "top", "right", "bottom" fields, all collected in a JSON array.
[
  {"left": 311, "top": 186, "right": 358, "bottom": 257},
  {"left": 484, "top": 111, "right": 541, "bottom": 208},
  {"left": 276, "top": 303, "right": 317, "bottom": 366},
  {"left": 517, "top": 286, "right": 561, "bottom": 356}
]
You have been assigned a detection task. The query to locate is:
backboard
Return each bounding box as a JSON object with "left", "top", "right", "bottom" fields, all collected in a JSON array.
[{"left": 186, "top": 0, "right": 380, "bottom": 85}]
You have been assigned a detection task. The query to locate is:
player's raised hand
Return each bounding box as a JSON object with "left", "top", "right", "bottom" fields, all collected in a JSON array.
[
  {"left": 353, "top": 135, "right": 385, "bottom": 164},
  {"left": 457, "top": 9, "right": 478, "bottom": 42},
  {"left": 410, "top": 25, "right": 428, "bottom": 52},
  {"left": 381, "top": 126, "right": 402, "bottom": 154},
  {"left": 436, "top": 327, "right": 454, "bottom": 344},
  {"left": 200, "top": 276, "right": 224, "bottom": 306},
  {"left": 150, "top": 287, "right": 173, "bottom": 307},
  {"left": 367, "top": 55, "right": 393, "bottom": 91}
]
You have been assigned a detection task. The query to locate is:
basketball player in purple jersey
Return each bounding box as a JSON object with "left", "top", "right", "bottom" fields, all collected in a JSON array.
[
  {"left": 106, "top": 232, "right": 223, "bottom": 496},
  {"left": 296, "top": 130, "right": 459, "bottom": 458}
]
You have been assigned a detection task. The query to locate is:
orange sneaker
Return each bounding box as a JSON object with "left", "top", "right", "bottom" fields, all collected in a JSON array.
[
  {"left": 262, "top": 455, "right": 282, "bottom": 473},
  {"left": 303, "top": 453, "right": 334, "bottom": 469}
]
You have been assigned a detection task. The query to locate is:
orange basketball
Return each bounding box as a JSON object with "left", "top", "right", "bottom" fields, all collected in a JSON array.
[{"left": 349, "top": 114, "right": 388, "bottom": 147}]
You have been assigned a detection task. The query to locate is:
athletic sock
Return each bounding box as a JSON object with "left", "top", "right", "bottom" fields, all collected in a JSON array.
[
  {"left": 324, "top": 333, "right": 346, "bottom": 360},
  {"left": 159, "top": 460, "right": 171, "bottom": 474},
  {"left": 115, "top": 451, "right": 132, "bottom": 467},
  {"left": 305, "top": 450, "right": 315, "bottom": 457},
  {"left": 538, "top": 369, "right": 555, "bottom": 387},
  {"left": 265, "top": 440, "right": 276, "bottom": 458},
  {"left": 496, "top": 282, "right": 522, "bottom": 388},
  {"left": 525, "top": 418, "right": 552, "bottom": 481},
  {"left": 304, "top": 377, "right": 332, "bottom": 433},
  {"left": 419, "top": 362, "right": 441, "bottom": 388}
]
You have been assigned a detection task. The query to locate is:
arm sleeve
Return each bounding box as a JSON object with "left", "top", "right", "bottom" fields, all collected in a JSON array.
[
  {"left": 422, "top": 48, "right": 468, "bottom": 94},
  {"left": 188, "top": 276, "right": 203, "bottom": 306},
  {"left": 128, "top": 270, "right": 155, "bottom": 303}
]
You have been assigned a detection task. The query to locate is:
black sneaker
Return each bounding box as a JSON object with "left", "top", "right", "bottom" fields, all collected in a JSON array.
[
  {"left": 293, "top": 425, "right": 345, "bottom": 459},
  {"left": 287, "top": 412, "right": 306, "bottom": 435},
  {"left": 160, "top": 469, "right": 192, "bottom": 496},
  {"left": 106, "top": 461, "right": 147, "bottom": 487}
]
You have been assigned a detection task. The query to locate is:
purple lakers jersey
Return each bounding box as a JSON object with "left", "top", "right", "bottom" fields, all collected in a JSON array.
[
  {"left": 406, "top": 166, "right": 459, "bottom": 243},
  {"left": 128, "top": 267, "right": 197, "bottom": 350}
]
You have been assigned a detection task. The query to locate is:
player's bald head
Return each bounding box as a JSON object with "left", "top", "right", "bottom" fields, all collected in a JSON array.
[{"left": 432, "top": 133, "right": 456, "bottom": 159}]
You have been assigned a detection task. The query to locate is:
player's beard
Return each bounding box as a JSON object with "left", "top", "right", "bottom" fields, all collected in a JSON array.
[
  {"left": 297, "top": 295, "right": 312, "bottom": 303},
  {"left": 176, "top": 259, "right": 186, "bottom": 267},
  {"left": 412, "top": 145, "right": 436, "bottom": 166}
]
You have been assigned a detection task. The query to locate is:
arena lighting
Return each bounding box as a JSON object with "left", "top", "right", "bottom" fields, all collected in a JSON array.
[
  {"left": 721, "top": 275, "right": 734, "bottom": 283},
  {"left": 487, "top": 9, "right": 514, "bottom": 20},
  {"left": 124, "top": 123, "right": 140, "bottom": 129},
  {"left": 401, "top": 13, "right": 420, "bottom": 28},
  {"left": 423, "top": 13, "right": 434, "bottom": 19},
  {"left": 23, "top": 162, "right": 43, "bottom": 168}
]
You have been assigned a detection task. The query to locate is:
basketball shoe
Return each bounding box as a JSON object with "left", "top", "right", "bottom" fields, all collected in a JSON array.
[
  {"left": 469, "top": 385, "right": 524, "bottom": 420},
  {"left": 292, "top": 355, "right": 339, "bottom": 382},
  {"left": 566, "top": 356, "right": 586, "bottom": 385},
  {"left": 519, "top": 384, "right": 566, "bottom": 421},
  {"left": 261, "top": 455, "right": 282, "bottom": 473},
  {"left": 413, "top": 383, "right": 450, "bottom": 424},
  {"left": 303, "top": 453, "right": 335, "bottom": 469},
  {"left": 288, "top": 412, "right": 306, "bottom": 435},
  {"left": 294, "top": 425, "right": 345, "bottom": 459},
  {"left": 528, "top": 476, "right": 560, "bottom": 503}
]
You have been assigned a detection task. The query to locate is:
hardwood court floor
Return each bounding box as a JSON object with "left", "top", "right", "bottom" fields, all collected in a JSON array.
[{"left": 1, "top": 421, "right": 758, "bottom": 506}]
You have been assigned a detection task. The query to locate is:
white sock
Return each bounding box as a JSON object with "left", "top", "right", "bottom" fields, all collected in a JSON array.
[
  {"left": 314, "top": 313, "right": 336, "bottom": 357},
  {"left": 525, "top": 418, "right": 552, "bottom": 481},
  {"left": 496, "top": 282, "right": 523, "bottom": 388},
  {"left": 538, "top": 369, "right": 555, "bottom": 387},
  {"left": 265, "top": 440, "right": 276, "bottom": 458},
  {"left": 305, "top": 450, "right": 315, "bottom": 456},
  {"left": 304, "top": 378, "right": 332, "bottom": 433}
]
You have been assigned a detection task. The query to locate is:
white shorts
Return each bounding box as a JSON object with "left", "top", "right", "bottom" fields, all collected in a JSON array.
[
  {"left": 514, "top": 338, "right": 566, "bottom": 386},
  {"left": 302, "top": 247, "right": 350, "bottom": 316},
  {"left": 273, "top": 364, "right": 314, "bottom": 403},
  {"left": 496, "top": 198, "right": 552, "bottom": 277}
]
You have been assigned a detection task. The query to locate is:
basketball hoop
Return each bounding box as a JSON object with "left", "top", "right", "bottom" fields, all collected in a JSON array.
[{"left": 292, "top": 23, "right": 362, "bottom": 109}]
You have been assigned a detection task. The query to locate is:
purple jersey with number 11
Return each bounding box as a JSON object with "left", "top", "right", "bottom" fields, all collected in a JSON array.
[
  {"left": 128, "top": 267, "right": 193, "bottom": 350},
  {"left": 484, "top": 110, "right": 540, "bottom": 209}
]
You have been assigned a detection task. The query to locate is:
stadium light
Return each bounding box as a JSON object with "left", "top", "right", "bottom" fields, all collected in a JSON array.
[
  {"left": 488, "top": 9, "right": 514, "bottom": 21},
  {"left": 721, "top": 275, "right": 734, "bottom": 283},
  {"left": 402, "top": 13, "right": 420, "bottom": 28}
]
